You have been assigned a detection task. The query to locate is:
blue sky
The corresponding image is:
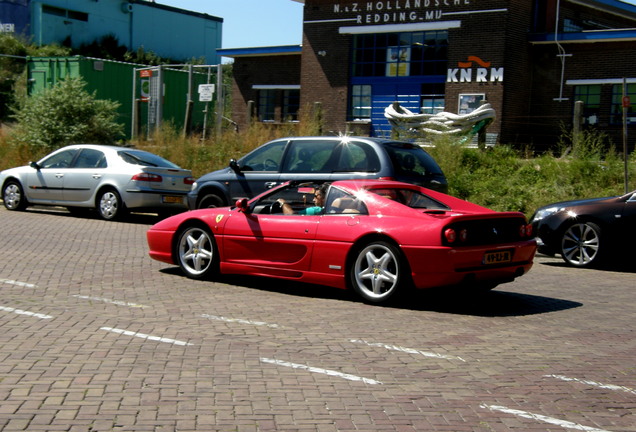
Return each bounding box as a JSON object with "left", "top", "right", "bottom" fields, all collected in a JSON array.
[
  {"left": 158, "top": 0, "right": 636, "bottom": 50},
  {"left": 158, "top": 0, "right": 304, "bottom": 49}
]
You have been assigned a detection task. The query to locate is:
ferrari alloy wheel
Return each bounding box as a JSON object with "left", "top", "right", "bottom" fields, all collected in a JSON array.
[
  {"left": 350, "top": 241, "right": 406, "bottom": 303},
  {"left": 2, "top": 180, "right": 28, "bottom": 211},
  {"left": 98, "top": 189, "right": 125, "bottom": 220},
  {"left": 560, "top": 221, "right": 602, "bottom": 268},
  {"left": 176, "top": 225, "right": 218, "bottom": 279}
]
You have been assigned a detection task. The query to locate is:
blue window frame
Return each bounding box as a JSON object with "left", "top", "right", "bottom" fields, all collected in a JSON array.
[{"left": 352, "top": 31, "right": 448, "bottom": 78}]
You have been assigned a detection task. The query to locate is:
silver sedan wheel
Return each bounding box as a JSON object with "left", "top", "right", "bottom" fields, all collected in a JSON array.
[
  {"left": 3, "top": 182, "right": 24, "bottom": 210},
  {"left": 98, "top": 190, "right": 121, "bottom": 220},
  {"left": 560, "top": 222, "right": 601, "bottom": 267},
  {"left": 351, "top": 242, "right": 403, "bottom": 303},
  {"left": 177, "top": 226, "right": 216, "bottom": 279}
]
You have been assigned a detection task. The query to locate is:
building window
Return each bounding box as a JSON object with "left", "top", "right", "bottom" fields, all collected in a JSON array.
[
  {"left": 283, "top": 89, "right": 300, "bottom": 122},
  {"left": 611, "top": 84, "right": 635, "bottom": 124},
  {"left": 258, "top": 89, "right": 276, "bottom": 122},
  {"left": 350, "top": 85, "right": 372, "bottom": 120},
  {"left": 352, "top": 31, "right": 448, "bottom": 78},
  {"left": 421, "top": 83, "right": 445, "bottom": 115},
  {"left": 42, "top": 5, "right": 88, "bottom": 22},
  {"left": 573, "top": 85, "right": 601, "bottom": 125}
]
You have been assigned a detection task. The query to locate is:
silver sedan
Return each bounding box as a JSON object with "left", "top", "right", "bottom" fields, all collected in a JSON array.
[{"left": 1, "top": 144, "right": 194, "bottom": 220}]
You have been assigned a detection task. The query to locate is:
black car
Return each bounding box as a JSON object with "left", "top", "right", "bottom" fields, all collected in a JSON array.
[
  {"left": 187, "top": 136, "right": 448, "bottom": 209},
  {"left": 530, "top": 190, "right": 636, "bottom": 267}
]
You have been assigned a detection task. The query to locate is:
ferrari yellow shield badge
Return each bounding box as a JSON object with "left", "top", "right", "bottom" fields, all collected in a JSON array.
[{"left": 215, "top": 214, "right": 224, "bottom": 223}]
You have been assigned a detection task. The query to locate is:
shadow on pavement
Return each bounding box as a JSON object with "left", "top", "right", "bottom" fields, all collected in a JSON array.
[
  {"left": 537, "top": 254, "right": 636, "bottom": 274},
  {"left": 160, "top": 268, "right": 582, "bottom": 317}
]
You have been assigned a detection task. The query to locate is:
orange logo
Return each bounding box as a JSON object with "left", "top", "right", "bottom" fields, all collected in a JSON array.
[{"left": 458, "top": 56, "right": 491, "bottom": 68}]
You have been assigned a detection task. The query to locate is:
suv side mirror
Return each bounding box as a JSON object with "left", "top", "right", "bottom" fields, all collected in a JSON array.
[
  {"left": 229, "top": 159, "right": 241, "bottom": 173},
  {"left": 29, "top": 161, "right": 41, "bottom": 170},
  {"left": 236, "top": 198, "right": 249, "bottom": 213}
]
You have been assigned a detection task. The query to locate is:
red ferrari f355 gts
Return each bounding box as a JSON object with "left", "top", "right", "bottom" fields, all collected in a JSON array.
[{"left": 147, "top": 180, "right": 536, "bottom": 304}]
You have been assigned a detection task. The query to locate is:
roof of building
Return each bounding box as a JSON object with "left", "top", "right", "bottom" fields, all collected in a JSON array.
[
  {"left": 217, "top": 45, "right": 302, "bottom": 58},
  {"left": 131, "top": 0, "right": 223, "bottom": 23}
]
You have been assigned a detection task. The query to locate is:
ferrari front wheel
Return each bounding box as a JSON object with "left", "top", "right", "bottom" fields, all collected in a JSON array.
[
  {"left": 349, "top": 241, "right": 408, "bottom": 304},
  {"left": 176, "top": 224, "right": 218, "bottom": 279}
]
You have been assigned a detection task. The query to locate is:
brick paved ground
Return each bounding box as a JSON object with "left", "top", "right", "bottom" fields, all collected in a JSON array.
[{"left": 0, "top": 206, "right": 634, "bottom": 431}]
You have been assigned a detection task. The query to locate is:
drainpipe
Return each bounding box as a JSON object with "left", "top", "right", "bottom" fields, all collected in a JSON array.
[{"left": 554, "top": 0, "right": 571, "bottom": 102}]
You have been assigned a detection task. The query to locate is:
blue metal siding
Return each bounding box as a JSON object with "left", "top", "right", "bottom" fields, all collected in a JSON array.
[{"left": 26, "top": 0, "right": 221, "bottom": 64}]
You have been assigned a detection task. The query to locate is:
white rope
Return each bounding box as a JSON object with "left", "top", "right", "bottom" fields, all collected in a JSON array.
[{"left": 384, "top": 102, "right": 496, "bottom": 136}]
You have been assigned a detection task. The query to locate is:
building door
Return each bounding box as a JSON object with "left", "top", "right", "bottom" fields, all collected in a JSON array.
[{"left": 370, "top": 82, "right": 421, "bottom": 138}]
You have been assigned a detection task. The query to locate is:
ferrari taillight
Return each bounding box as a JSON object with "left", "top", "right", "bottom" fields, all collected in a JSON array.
[
  {"left": 520, "top": 224, "right": 532, "bottom": 238},
  {"left": 132, "top": 173, "right": 162, "bottom": 182},
  {"left": 444, "top": 228, "right": 457, "bottom": 243},
  {"left": 445, "top": 227, "right": 468, "bottom": 244}
]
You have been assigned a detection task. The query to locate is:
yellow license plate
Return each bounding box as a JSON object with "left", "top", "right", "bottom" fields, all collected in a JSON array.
[
  {"left": 483, "top": 250, "right": 512, "bottom": 265},
  {"left": 162, "top": 195, "right": 183, "bottom": 204}
]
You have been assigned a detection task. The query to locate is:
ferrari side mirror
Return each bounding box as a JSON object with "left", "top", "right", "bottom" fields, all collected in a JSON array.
[{"left": 236, "top": 198, "right": 249, "bottom": 213}]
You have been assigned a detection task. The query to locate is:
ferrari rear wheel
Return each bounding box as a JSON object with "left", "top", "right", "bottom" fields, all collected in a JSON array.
[
  {"left": 176, "top": 224, "right": 218, "bottom": 279},
  {"left": 349, "top": 241, "right": 407, "bottom": 304},
  {"left": 560, "top": 221, "right": 603, "bottom": 268}
]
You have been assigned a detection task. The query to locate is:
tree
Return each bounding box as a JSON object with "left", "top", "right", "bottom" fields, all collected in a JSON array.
[{"left": 11, "top": 78, "right": 124, "bottom": 150}]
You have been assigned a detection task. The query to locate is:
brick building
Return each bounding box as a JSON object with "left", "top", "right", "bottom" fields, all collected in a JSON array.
[{"left": 220, "top": 0, "right": 636, "bottom": 150}]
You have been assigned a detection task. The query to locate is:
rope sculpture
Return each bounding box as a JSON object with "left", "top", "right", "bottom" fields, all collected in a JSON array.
[{"left": 384, "top": 101, "right": 496, "bottom": 142}]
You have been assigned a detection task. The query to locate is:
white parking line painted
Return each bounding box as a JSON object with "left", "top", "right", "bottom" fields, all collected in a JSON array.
[
  {"left": 100, "top": 327, "right": 193, "bottom": 346},
  {"left": 480, "top": 404, "right": 611, "bottom": 432},
  {"left": 260, "top": 357, "right": 382, "bottom": 385},
  {"left": 0, "top": 279, "right": 37, "bottom": 289},
  {"left": 350, "top": 339, "right": 466, "bottom": 362},
  {"left": 201, "top": 314, "right": 280, "bottom": 328},
  {"left": 72, "top": 295, "right": 148, "bottom": 308},
  {"left": 545, "top": 374, "right": 636, "bottom": 396},
  {"left": 0, "top": 305, "right": 52, "bottom": 319}
]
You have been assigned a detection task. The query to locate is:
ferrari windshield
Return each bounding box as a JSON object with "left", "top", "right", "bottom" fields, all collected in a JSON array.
[{"left": 368, "top": 187, "right": 449, "bottom": 210}]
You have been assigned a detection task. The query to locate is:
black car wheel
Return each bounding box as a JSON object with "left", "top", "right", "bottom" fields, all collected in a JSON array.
[
  {"left": 198, "top": 193, "right": 224, "bottom": 209},
  {"left": 2, "top": 180, "right": 28, "bottom": 211},
  {"left": 176, "top": 224, "right": 219, "bottom": 279},
  {"left": 560, "top": 221, "right": 603, "bottom": 267},
  {"left": 349, "top": 241, "right": 409, "bottom": 304}
]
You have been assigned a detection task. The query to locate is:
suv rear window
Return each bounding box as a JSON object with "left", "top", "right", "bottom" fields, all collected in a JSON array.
[{"left": 383, "top": 142, "right": 443, "bottom": 176}]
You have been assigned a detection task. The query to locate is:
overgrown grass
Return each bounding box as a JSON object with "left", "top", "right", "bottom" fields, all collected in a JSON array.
[{"left": 1, "top": 120, "right": 634, "bottom": 218}]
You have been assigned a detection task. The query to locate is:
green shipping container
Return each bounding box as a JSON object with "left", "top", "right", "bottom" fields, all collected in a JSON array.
[{"left": 27, "top": 56, "right": 214, "bottom": 140}]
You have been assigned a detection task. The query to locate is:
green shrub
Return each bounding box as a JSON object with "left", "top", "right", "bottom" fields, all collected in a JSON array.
[{"left": 11, "top": 77, "right": 124, "bottom": 150}]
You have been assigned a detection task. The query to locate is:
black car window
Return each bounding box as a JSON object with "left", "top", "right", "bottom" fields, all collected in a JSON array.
[
  {"left": 118, "top": 150, "right": 180, "bottom": 168},
  {"left": 384, "top": 142, "right": 443, "bottom": 176},
  {"left": 240, "top": 140, "right": 286, "bottom": 172},
  {"left": 74, "top": 149, "right": 106, "bottom": 169},
  {"left": 282, "top": 140, "right": 338, "bottom": 173},
  {"left": 40, "top": 149, "right": 78, "bottom": 169},
  {"left": 332, "top": 141, "right": 380, "bottom": 172},
  {"left": 369, "top": 187, "right": 449, "bottom": 210}
]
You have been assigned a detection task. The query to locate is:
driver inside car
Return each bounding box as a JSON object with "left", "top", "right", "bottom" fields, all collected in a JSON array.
[{"left": 277, "top": 183, "right": 328, "bottom": 215}]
